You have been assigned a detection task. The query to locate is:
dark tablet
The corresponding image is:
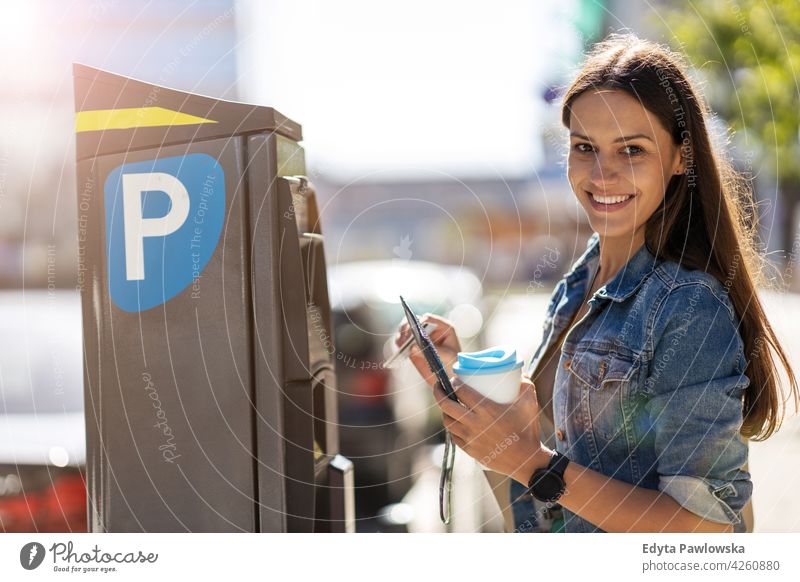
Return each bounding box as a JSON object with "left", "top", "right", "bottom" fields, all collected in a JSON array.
[{"left": 399, "top": 295, "right": 458, "bottom": 402}]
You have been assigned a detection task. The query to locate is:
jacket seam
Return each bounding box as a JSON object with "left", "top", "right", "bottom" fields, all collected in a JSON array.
[
  {"left": 650, "top": 274, "right": 739, "bottom": 340},
  {"left": 652, "top": 268, "right": 737, "bottom": 320}
]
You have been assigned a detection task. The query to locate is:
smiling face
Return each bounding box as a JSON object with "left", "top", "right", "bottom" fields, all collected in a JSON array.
[{"left": 567, "top": 89, "right": 684, "bottom": 241}]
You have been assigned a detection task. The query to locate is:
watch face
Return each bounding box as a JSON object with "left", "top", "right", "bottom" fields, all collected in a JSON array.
[{"left": 530, "top": 471, "right": 565, "bottom": 503}]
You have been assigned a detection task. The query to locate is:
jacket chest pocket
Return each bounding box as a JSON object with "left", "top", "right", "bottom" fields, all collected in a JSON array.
[{"left": 566, "top": 346, "right": 641, "bottom": 441}]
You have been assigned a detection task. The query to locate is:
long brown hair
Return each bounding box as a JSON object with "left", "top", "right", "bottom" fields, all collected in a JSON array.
[{"left": 560, "top": 33, "right": 798, "bottom": 441}]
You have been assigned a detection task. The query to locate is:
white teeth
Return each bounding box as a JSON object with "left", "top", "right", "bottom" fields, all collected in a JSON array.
[{"left": 591, "top": 193, "right": 633, "bottom": 205}]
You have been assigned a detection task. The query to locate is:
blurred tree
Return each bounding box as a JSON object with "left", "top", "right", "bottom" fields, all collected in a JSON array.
[{"left": 662, "top": 0, "right": 800, "bottom": 266}]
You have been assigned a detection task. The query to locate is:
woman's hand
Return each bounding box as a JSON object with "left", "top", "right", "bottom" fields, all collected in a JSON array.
[
  {"left": 433, "top": 373, "right": 553, "bottom": 485},
  {"left": 395, "top": 313, "right": 461, "bottom": 387}
]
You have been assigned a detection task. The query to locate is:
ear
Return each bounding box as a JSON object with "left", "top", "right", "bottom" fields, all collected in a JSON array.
[{"left": 671, "top": 145, "right": 686, "bottom": 176}]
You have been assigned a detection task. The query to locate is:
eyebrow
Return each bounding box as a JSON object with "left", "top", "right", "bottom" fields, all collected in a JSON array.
[{"left": 569, "top": 132, "right": 655, "bottom": 143}]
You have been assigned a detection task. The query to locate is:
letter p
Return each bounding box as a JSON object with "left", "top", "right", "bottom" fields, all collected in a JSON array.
[{"left": 122, "top": 172, "right": 190, "bottom": 281}]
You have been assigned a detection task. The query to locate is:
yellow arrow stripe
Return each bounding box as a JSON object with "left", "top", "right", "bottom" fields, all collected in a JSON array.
[
  {"left": 313, "top": 440, "right": 323, "bottom": 461},
  {"left": 75, "top": 107, "right": 217, "bottom": 133}
]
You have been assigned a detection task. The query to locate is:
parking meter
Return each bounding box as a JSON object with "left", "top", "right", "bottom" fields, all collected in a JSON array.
[{"left": 73, "top": 64, "right": 353, "bottom": 532}]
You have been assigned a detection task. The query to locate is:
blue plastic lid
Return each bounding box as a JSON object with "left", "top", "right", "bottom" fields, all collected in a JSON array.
[{"left": 452, "top": 345, "right": 524, "bottom": 376}]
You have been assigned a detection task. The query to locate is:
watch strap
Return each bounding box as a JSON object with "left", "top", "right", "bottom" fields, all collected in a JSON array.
[{"left": 548, "top": 451, "right": 570, "bottom": 477}]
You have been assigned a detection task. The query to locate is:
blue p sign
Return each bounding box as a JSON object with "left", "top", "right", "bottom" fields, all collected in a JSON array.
[{"left": 104, "top": 154, "right": 225, "bottom": 312}]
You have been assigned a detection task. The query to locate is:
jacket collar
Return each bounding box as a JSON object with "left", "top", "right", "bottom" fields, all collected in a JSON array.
[{"left": 564, "top": 232, "right": 662, "bottom": 303}]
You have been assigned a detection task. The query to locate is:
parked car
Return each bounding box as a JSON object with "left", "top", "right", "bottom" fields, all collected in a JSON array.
[
  {"left": 0, "top": 290, "right": 86, "bottom": 532},
  {"left": 327, "top": 260, "right": 484, "bottom": 528}
]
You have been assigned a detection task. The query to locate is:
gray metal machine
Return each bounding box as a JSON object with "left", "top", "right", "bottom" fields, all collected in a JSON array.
[{"left": 73, "top": 65, "right": 353, "bottom": 532}]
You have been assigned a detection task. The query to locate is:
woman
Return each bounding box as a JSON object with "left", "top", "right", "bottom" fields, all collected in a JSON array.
[{"left": 396, "top": 33, "right": 798, "bottom": 533}]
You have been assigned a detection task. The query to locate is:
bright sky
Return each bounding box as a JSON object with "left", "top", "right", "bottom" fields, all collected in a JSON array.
[{"left": 236, "top": 0, "right": 581, "bottom": 181}]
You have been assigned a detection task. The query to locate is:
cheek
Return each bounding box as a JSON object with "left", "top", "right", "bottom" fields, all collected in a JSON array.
[
  {"left": 567, "top": 156, "right": 590, "bottom": 185},
  {"left": 628, "top": 165, "right": 670, "bottom": 219},
  {"left": 628, "top": 160, "right": 669, "bottom": 198}
]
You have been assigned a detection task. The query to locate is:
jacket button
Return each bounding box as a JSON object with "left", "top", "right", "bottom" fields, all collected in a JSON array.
[
  {"left": 563, "top": 359, "right": 571, "bottom": 370},
  {"left": 556, "top": 429, "right": 565, "bottom": 441}
]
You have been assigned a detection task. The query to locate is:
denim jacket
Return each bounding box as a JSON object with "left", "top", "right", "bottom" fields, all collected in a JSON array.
[{"left": 511, "top": 232, "right": 752, "bottom": 533}]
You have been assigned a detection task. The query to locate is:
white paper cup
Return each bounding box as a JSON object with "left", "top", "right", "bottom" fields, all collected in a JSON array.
[
  {"left": 452, "top": 345, "right": 525, "bottom": 470},
  {"left": 454, "top": 366, "right": 523, "bottom": 404}
]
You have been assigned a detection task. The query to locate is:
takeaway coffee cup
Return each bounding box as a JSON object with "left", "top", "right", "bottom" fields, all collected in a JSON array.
[
  {"left": 452, "top": 345, "right": 525, "bottom": 404},
  {"left": 452, "top": 345, "right": 525, "bottom": 473}
]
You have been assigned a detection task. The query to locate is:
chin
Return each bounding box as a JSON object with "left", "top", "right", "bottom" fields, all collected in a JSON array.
[{"left": 586, "top": 221, "right": 640, "bottom": 241}]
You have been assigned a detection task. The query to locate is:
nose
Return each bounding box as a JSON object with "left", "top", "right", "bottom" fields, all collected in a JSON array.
[{"left": 589, "top": 152, "right": 619, "bottom": 186}]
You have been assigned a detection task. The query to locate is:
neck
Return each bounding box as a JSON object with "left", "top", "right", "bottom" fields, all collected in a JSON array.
[{"left": 596, "top": 227, "right": 646, "bottom": 287}]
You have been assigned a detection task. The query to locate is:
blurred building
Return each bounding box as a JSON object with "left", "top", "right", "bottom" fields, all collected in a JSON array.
[
  {"left": 0, "top": 0, "right": 238, "bottom": 289},
  {"left": 311, "top": 171, "right": 591, "bottom": 288},
  {"left": 0, "top": 0, "right": 686, "bottom": 292},
  {"left": 235, "top": 0, "right": 602, "bottom": 291}
]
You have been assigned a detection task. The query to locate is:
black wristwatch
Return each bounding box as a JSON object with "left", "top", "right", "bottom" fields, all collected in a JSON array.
[{"left": 526, "top": 451, "right": 570, "bottom": 503}]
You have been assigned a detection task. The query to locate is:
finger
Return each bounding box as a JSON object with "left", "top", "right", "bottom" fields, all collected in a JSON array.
[
  {"left": 410, "top": 357, "right": 438, "bottom": 388},
  {"left": 419, "top": 312, "right": 442, "bottom": 326},
  {"left": 419, "top": 313, "right": 455, "bottom": 344},
  {"left": 450, "top": 376, "right": 489, "bottom": 412},
  {"left": 395, "top": 323, "right": 409, "bottom": 345},
  {"left": 517, "top": 373, "right": 539, "bottom": 404},
  {"left": 409, "top": 345, "right": 429, "bottom": 371},
  {"left": 442, "top": 413, "right": 470, "bottom": 440},
  {"left": 405, "top": 346, "right": 434, "bottom": 385},
  {"left": 450, "top": 433, "right": 470, "bottom": 453},
  {"left": 433, "top": 380, "right": 470, "bottom": 419}
]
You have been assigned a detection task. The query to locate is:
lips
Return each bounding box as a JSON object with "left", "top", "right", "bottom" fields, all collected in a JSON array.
[{"left": 586, "top": 190, "right": 636, "bottom": 212}]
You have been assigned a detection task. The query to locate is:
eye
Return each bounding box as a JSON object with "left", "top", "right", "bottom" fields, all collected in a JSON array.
[
  {"left": 572, "top": 142, "right": 595, "bottom": 154},
  {"left": 621, "top": 144, "right": 644, "bottom": 156}
]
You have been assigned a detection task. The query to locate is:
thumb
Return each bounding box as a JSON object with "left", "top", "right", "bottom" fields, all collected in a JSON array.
[{"left": 519, "top": 373, "right": 538, "bottom": 400}]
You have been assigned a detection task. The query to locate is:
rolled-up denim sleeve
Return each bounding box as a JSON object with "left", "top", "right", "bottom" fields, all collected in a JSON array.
[{"left": 644, "top": 282, "right": 752, "bottom": 526}]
